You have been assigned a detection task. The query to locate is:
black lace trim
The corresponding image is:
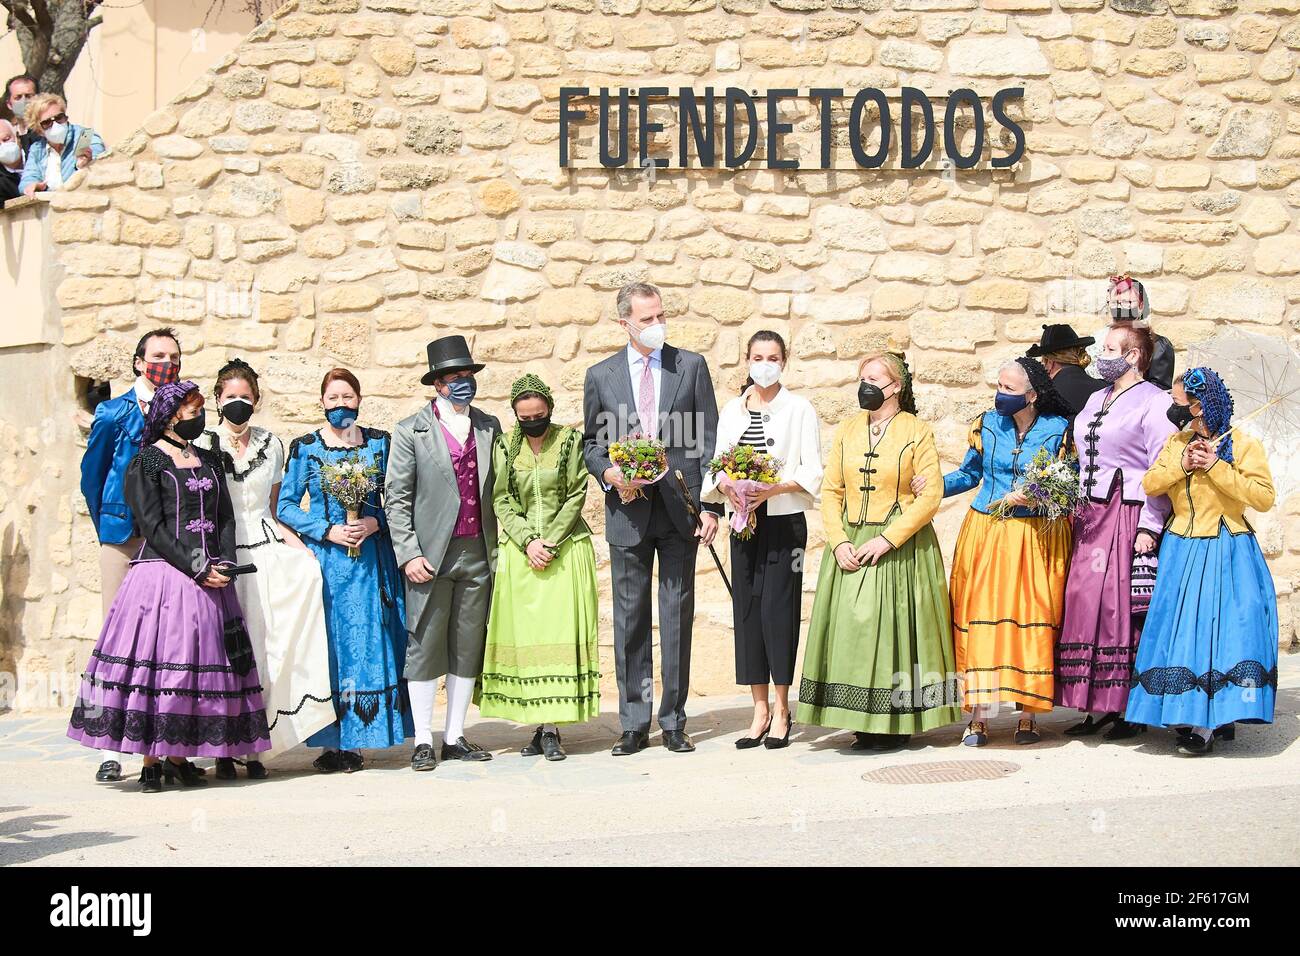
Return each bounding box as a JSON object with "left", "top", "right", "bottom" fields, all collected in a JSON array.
[
  {"left": 331, "top": 684, "right": 405, "bottom": 726},
  {"left": 69, "top": 702, "right": 270, "bottom": 746},
  {"left": 478, "top": 691, "right": 600, "bottom": 705},
  {"left": 136, "top": 444, "right": 173, "bottom": 480},
  {"left": 92, "top": 650, "right": 239, "bottom": 674},
  {"left": 963, "top": 686, "right": 1054, "bottom": 703},
  {"left": 1057, "top": 643, "right": 1136, "bottom": 656},
  {"left": 82, "top": 673, "right": 263, "bottom": 699},
  {"left": 1133, "top": 661, "right": 1277, "bottom": 698},
  {"left": 798, "top": 676, "right": 962, "bottom": 715},
  {"left": 265, "top": 692, "right": 334, "bottom": 734},
  {"left": 288, "top": 430, "right": 319, "bottom": 461},
  {"left": 954, "top": 618, "right": 1060, "bottom": 633},
  {"left": 200, "top": 428, "right": 278, "bottom": 483}
]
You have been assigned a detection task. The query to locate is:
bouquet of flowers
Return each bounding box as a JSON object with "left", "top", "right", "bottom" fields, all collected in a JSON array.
[
  {"left": 708, "top": 443, "right": 784, "bottom": 539},
  {"left": 991, "top": 447, "right": 1080, "bottom": 522},
  {"left": 319, "top": 452, "right": 380, "bottom": 558},
  {"left": 608, "top": 433, "right": 668, "bottom": 504}
]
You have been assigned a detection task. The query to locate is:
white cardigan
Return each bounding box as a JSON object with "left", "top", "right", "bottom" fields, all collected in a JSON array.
[{"left": 700, "top": 384, "right": 823, "bottom": 516}]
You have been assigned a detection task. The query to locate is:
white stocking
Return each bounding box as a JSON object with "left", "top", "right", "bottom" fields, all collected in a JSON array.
[
  {"left": 443, "top": 674, "right": 476, "bottom": 743},
  {"left": 408, "top": 678, "right": 438, "bottom": 748}
]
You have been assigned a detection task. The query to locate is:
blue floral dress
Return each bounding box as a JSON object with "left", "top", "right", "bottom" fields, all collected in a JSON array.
[{"left": 276, "top": 428, "right": 411, "bottom": 750}]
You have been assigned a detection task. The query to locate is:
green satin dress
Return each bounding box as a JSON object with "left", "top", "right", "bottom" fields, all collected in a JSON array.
[{"left": 476, "top": 425, "right": 601, "bottom": 724}]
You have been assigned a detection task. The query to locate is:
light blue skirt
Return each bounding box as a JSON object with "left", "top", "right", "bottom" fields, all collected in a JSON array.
[{"left": 1125, "top": 524, "right": 1277, "bottom": 728}]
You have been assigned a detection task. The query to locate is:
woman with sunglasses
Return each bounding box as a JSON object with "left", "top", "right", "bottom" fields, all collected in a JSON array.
[{"left": 18, "top": 92, "right": 103, "bottom": 195}]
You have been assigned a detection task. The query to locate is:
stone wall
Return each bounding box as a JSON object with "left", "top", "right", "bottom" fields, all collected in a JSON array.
[{"left": 7, "top": 0, "right": 1300, "bottom": 709}]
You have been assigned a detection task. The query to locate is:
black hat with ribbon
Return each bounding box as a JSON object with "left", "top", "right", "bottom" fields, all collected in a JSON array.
[
  {"left": 421, "top": 334, "right": 484, "bottom": 386},
  {"left": 1025, "top": 323, "right": 1094, "bottom": 358}
]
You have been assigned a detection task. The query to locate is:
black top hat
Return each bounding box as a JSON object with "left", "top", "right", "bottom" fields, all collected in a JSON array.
[
  {"left": 1025, "top": 323, "right": 1094, "bottom": 358},
  {"left": 421, "top": 334, "right": 484, "bottom": 386}
]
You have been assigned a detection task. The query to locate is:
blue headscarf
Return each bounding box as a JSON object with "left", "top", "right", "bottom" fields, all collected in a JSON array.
[{"left": 1182, "top": 366, "right": 1235, "bottom": 463}]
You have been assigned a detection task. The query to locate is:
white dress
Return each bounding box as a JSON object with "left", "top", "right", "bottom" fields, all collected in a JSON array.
[{"left": 197, "top": 425, "right": 335, "bottom": 755}]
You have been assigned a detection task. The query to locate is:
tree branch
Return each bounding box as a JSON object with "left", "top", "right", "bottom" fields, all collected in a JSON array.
[
  {"left": 1, "top": 1, "right": 38, "bottom": 30},
  {"left": 29, "top": 0, "right": 51, "bottom": 34}
]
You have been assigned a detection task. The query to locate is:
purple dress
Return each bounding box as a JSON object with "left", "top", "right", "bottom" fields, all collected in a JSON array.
[
  {"left": 68, "top": 445, "right": 272, "bottom": 758},
  {"left": 1055, "top": 381, "right": 1176, "bottom": 713}
]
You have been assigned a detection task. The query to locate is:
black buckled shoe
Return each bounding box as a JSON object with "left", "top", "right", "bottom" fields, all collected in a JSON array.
[
  {"left": 1013, "top": 718, "right": 1041, "bottom": 745},
  {"left": 411, "top": 744, "right": 437, "bottom": 771},
  {"left": 245, "top": 760, "right": 268, "bottom": 779},
  {"left": 96, "top": 760, "right": 123, "bottom": 782},
  {"left": 313, "top": 750, "right": 344, "bottom": 774},
  {"left": 139, "top": 764, "right": 163, "bottom": 793},
  {"left": 540, "top": 730, "right": 566, "bottom": 761},
  {"left": 662, "top": 730, "right": 695, "bottom": 753},
  {"left": 521, "top": 728, "right": 545, "bottom": 756},
  {"left": 962, "top": 721, "right": 989, "bottom": 747},
  {"left": 441, "top": 737, "right": 492, "bottom": 761},
  {"left": 215, "top": 758, "right": 239, "bottom": 780},
  {"left": 611, "top": 730, "right": 649, "bottom": 756}
]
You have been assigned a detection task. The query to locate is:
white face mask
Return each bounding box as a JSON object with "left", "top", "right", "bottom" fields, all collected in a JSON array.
[
  {"left": 44, "top": 121, "right": 68, "bottom": 145},
  {"left": 0, "top": 141, "right": 20, "bottom": 166},
  {"left": 748, "top": 360, "right": 782, "bottom": 388},
  {"left": 632, "top": 321, "right": 666, "bottom": 352}
]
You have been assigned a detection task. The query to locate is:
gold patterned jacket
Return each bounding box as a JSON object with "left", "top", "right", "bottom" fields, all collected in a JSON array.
[{"left": 1142, "top": 428, "right": 1275, "bottom": 538}]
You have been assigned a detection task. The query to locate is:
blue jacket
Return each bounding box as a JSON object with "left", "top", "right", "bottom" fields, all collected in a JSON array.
[
  {"left": 18, "top": 122, "right": 106, "bottom": 194},
  {"left": 80, "top": 388, "right": 146, "bottom": 544},
  {"left": 942, "top": 411, "right": 1071, "bottom": 517}
]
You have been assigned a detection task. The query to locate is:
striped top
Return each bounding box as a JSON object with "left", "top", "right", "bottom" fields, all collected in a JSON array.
[{"left": 739, "top": 410, "right": 766, "bottom": 448}]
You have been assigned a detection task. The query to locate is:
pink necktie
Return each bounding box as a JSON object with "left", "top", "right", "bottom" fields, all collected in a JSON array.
[{"left": 638, "top": 356, "right": 656, "bottom": 439}]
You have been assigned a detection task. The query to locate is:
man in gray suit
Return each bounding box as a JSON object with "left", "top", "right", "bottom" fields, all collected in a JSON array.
[
  {"left": 583, "top": 282, "right": 722, "bottom": 756},
  {"left": 385, "top": 335, "right": 502, "bottom": 771}
]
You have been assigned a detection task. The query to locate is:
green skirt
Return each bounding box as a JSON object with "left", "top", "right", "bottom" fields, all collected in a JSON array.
[
  {"left": 475, "top": 534, "right": 601, "bottom": 725},
  {"left": 796, "top": 516, "right": 962, "bottom": 734}
]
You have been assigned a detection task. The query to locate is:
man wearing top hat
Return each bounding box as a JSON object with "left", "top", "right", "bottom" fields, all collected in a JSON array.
[
  {"left": 385, "top": 335, "right": 501, "bottom": 771},
  {"left": 1025, "top": 323, "right": 1108, "bottom": 421}
]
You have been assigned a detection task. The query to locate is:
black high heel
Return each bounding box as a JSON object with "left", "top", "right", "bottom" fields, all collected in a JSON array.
[
  {"left": 764, "top": 712, "right": 793, "bottom": 749},
  {"left": 1064, "top": 712, "right": 1120, "bottom": 736},
  {"left": 736, "top": 716, "right": 772, "bottom": 750}
]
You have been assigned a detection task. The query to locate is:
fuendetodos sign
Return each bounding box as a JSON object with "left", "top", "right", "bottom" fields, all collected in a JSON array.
[{"left": 559, "top": 86, "right": 1026, "bottom": 171}]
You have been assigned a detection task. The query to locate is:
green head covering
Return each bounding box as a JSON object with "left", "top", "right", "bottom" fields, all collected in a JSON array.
[{"left": 510, "top": 372, "right": 553, "bottom": 409}]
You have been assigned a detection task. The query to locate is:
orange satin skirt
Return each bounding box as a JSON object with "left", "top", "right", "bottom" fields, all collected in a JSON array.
[{"left": 949, "top": 509, "right": 1072, "bottom": 713}]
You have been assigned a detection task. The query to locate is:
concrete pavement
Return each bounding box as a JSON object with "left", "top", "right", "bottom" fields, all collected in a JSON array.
[{"left": 2, "top": 654, "right": 1297, "bottom": 867}]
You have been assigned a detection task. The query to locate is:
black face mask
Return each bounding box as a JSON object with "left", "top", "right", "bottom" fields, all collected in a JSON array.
[
  {"left": 220, "top": 398, "right": 254, "bottom": 426},
  {"left": 519, "top": 417, "right": 551, "bottom": 438},
  {"left": 173, "top": 411, "right": 207, "bottom": 441},
  {"left": 858, "top": 382, "right": 885, "bottom": 411},
  {"left": 1167, "top": 402, "right": 1194, "bottom": 430}
]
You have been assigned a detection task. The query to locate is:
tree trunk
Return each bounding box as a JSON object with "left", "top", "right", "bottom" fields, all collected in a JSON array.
[{"left": 1, "top": 1, "right": 102, "bottom": 99}]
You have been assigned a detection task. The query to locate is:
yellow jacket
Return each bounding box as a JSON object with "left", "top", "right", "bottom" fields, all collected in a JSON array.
[
  {"left": 822, "top": 411, "right": 942, "bottom": 551},
  {"left": 1142, "top": 428, "right": 1275, "bottom": 538}
]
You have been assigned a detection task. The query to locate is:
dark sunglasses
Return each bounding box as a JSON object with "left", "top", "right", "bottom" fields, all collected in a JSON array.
[{"left": 38, "top": 112, "right": 68, "bottom": 132}]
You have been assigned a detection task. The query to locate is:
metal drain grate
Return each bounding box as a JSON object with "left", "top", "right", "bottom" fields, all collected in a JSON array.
[{"left": 862, "top": 760, "right": 1021, "bottom": 785}]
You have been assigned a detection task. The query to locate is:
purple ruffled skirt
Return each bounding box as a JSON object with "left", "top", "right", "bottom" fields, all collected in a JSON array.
[{"left": 68, "top": 559, "right": 272, "bottom": 758}]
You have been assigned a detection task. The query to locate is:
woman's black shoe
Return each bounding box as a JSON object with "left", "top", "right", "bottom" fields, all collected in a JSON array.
[
  {"left": 521, "top": 728, "right": 544, "bottom": 756},
  {"left": 1013, "top": 718, "right": 1041, "bottom": 745},
  {"left": 161, "top": 758, "right": 207, "bottom": 787},
  {"left": 764, "top": 712, "right": 793, "bottom": 749},
  {"left": 1103, "top": 719, "right": 1147, "bottom": 741},
  {"left": 874, "top": 733, "right": 911, "bottom": 751},
  {"left": 214, "top": 758, "right": 238, "bottom": 780},
  {"left": 96, "top": 760, "right": 123, "bottom": 782},
  {"left": 245, "top": 760, "right": 268, "bottom": 779},
  {"left": 1064, "top": 712, "right": 1119, "bottom": 736},
  {"left": 341, "top": 751, "right": 365, "bottom": 773},
  {"left": 139, "top": 764, "right": 163, "bottom": 793},
  {"left": 736, "top": 716, "right": 772, "bottom": 750},
  {"left": 540, "top": 730, "right": 566, "bottom": 761},
  {"left": 1176, "top": 724, "right": 1234, "bottom": 743},
  {"left": 1177, "top": 732, "right": 1214, "bottom": 756},
  {"left": 313, "top": 750, "right": 344, "bottom": 774}
]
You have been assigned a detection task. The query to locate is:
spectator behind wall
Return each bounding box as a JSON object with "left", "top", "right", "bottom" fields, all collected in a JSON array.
[
  {"left": 19, "top": 92, "right": 104, "bottom": 196},
  {"left": 0, "top": 120, "right": 26, "bottom": 207},
  {"left": 3, "top": 74, "right": 39, "bottom": 151}
]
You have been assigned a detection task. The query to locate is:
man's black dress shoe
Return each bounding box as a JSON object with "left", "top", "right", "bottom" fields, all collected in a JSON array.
[
  {"left": 138, "top": 764, "right": 162, "bottom": 793},
  {"left": 411, "top": 743, "right": 437, "bottom": 771},
  {"left": 521, "top": 727, "right": 544, "bottom": 756},
  {"left": 96, "top": 760, "right": 123, "bottom": 782},
  {"left": 611, "top": 730, "right": 649, "bottom": 756},
  {"left": 441, "top": 736, "right": 493, "bottom": 761},
  {"left": 662, "top": 729, "right": 695, "bottom": 753}
]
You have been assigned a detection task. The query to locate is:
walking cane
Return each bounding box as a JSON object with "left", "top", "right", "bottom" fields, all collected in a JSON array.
[{"left": 674, "top": 469, "right": 733, "bottom": 596}]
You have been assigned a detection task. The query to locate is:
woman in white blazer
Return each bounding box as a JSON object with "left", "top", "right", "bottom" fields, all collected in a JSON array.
[{"left": 702, "top": 331, "right": 823, "bottom": 750}]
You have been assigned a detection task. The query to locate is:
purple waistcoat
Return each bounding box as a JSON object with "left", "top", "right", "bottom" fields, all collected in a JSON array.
[{"left": 433, "top": 401, "right": 483, "bottom": 538}]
